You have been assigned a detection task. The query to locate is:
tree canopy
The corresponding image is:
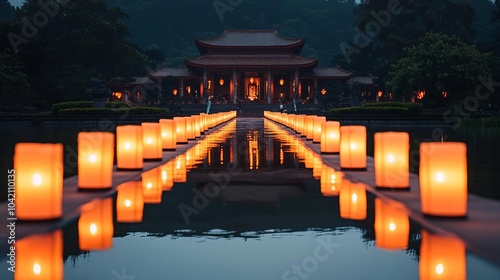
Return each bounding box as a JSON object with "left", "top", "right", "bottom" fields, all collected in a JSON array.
[{"left": 387, "top": 33, "right": 490, "bottom": 107}]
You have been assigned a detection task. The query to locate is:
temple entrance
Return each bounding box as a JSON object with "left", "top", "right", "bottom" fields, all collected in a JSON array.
[{"left": 244, "top": 75, "right": 264, "bottom": 102}]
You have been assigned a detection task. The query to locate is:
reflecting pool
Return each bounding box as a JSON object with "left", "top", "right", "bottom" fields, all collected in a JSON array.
[{"left": 1, "top": 118, "right": 499, "bottom": 280}]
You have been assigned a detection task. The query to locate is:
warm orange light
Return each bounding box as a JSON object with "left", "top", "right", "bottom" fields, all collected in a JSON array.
[
  {"left": 172, "top": 89, "right": 178, "bottom": 95},
  {"left": 249, "top": 77, "right": 254, "bottom": 84},
  {"left": 14, "top": 143, "right": 63, "bottom": 220},
  {"left": 219, "top": 77, "right": 224, "bottom": 86},
  {"left": 15, "top": 230, "right": 63, "bottom": 280},
  {"left": 78, "top": 198, "right": 113, "bottom": 250},
  {"left": 279, "top": 78, "right": 284, "bottom": 86},
  {"left": 141, "top": 167, "right": 163, "bottom": 204},
  {"left": 141, "top": 122, "right": 162, "bottom": 161},
  {"left": 419, "top": 231, "right": 466, "bottom": 280},
  {"left": 378, "top": 91, "right": 383, "bottom": 97},
  {"left": 374, "top": 132, "right": 409, "bottom": 189},
  {"left": 174, "top": 117, "right": 187, "bottom": 144},
  {"left": 321, "top": 88, "right": 327, "bottom": 95},
  {"left": 339, "top": 181, "right": 367, "bottom": 220},
  {"left": 161, "top": 161, "right": 174, "bottom": 191},
  {"left": 320, "top": 165, "right": 343, "bottom": 197},
  {"left": 420, "top": 142, "right": 467, "bottom": 217},
  {"left": 116, "top": 125, "right": 143, "bottom": 170},
  {"left": 305, "top": 115, "right": 316, "bottom": 140},
  {"left": 374, "top": 199, "right": 409, "bottom": 250},
  {"left": 159, "top": 119, "right": 177, "bottom": 150},
  {"left": 116, "top": 181, "right": 144, "bottom": 223},
  {"left": 340, "top": 126, "right": 367, "bottom": 170},
  {"left": 313, "top": 116, "right": 326, "bottom": 143},
  {"left": 185, "top": 116, "right": 195, "bottom": 141},
  {"left": 321, "top": 121, "right": 340, "bottom": 154},
  {"left": 173, "top": 155, "right": 187, "bottom": 183},
  {"left": 78, "top": 132, "right": 114, "bottom": 189},
  {"left": 186, "top": 85, "right": 191, "bottom": 94},
  {"left": 191, "top": 115, "right": 201, "bottom": 139}
]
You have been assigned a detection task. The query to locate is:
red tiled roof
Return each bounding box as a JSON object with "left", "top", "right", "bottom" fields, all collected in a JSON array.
[
  {"left": 150, "top": 67, "right": 199, "bottom": 78},
  {"left": 196, "top": 29, "right": 304, "bottom": 48},
  {"left": 185, "top": 54, "right": 318, "bottom": 68}
]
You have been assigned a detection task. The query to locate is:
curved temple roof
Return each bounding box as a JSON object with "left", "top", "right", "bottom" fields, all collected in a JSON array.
[{"left": 196, "top": 29, "right": 305, "bottom": 48}]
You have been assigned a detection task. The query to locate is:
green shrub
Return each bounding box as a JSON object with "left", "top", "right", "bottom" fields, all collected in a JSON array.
[
  {"left": 106, "top": 102, "right": 130, "bottom": 109},
  {"left": 362, "top": 102, "right": 422, "bottom": 113},
  {"left": 52, "top": 101, "right": 93, "bottom": 114},
  {"left": 329, "top": 106, "right": 409, "bottom": 115}
]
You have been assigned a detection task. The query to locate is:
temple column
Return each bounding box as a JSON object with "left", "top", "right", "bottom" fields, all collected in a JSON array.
[
  {"left": 267, "top": 68, "right": 272, "bottom": 104},
  {"left": 294, "top": 68, "right": 299, "bottom": 101},
  {"left": 179, "top": 79, "right": 184, "bottom": 98},
  {"left": 232, "top": 68, "right": 238, "bottom": 104},
  {"left": 203, "top": 69, "right": 208, "bottom": 104}
]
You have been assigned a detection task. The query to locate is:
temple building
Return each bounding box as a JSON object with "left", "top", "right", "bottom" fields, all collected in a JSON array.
[{"left": 149, "top": 29, "right": 354, "bottom": 104}]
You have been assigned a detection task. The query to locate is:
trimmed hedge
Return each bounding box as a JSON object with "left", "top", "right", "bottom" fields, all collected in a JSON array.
[
  {"left": 52, "top": 101, "right": 131, "bottom": 114},
  {"left": 461, "top": 116, "right": 500, "bottom": 128},
  {"left": 362, "top": 102, "right": 423, "bottom": 114},
  {"left": 58, "top": 107, "right": 170, "bottom": 116},
  {"left": 329, "top": 106, "right": 410, "bottom": 114}
]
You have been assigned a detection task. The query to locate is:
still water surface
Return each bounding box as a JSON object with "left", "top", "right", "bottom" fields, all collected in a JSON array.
[{"left": 0, "top": 119, "right": 499, "bottom": 279}]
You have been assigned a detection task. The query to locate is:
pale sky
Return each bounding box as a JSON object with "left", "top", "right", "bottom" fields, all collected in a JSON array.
[{"left": 8, "top": 0, "right": 24, "bottom": 8}]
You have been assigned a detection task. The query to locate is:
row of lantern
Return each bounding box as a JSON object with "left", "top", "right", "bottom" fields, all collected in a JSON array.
[
  {"left": 264, "top": 111, "right": 468, "bottom": 218},
  {"left": 13, "top": 111, "right": 237, "bottom": 221},
  {"left": 264, "top": 121, "right": 466, "bottom": 279}
]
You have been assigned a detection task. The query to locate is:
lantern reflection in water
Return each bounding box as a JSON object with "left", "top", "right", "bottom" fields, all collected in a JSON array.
[
  {"left": 320, "top": 165, "right": 343, "bottom": 197},
  {"left": 161, "top": 161, "right": 174, "bottom": 191},
  {"left": 374, "top": 199, "right": 409, "bottom": 250},
  {"left": 14, "top": 143, "right": 63, "bottom": 220},
  {"left": 116, "top": 181, "right": 144, "bottom": 223},
  {"left": 419, "top": 231, "right": 466, "bottom": 280},
  {"left": 78, "top": 198, "right": 113, "bottom": 251},
  {"left": 173, "top": 155, "right": 187, "bottom": 183},
  {"left": 142, "top": 167, "right": 163, "bottom": 204},
  {"left": 339, "top": 181, "right": 367, "bottom": 220},
  {"left": 248, "top": 130, "right": 260, "bottom": 170},
  {"left": 15, "top": 230, "right": 63, "bottom": 280}
]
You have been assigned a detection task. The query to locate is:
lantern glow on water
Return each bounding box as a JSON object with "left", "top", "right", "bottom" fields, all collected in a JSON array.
[
  {"left": 320, "top": 165, "right": 343, "bottom": 197},
  {"left": 339, "top": 181, "right": 367, "bottom": 220},
  {"left": 374, "top": 199, "right": 409, "bottom": 250},
  {"left": 419, "top": 231, "right": 466, "bottom": 280},
  {"left": 78, "top": 198, "right": 114, "bottom": 251},
  {"left": 141, "top": 167, "right": 163, "bottom": 204},
  {"left": 116, "top": 181, "right": 144, "bottom": 223},
  {"left": 14, "top": 143, "right": 63, "bottom": 220}
]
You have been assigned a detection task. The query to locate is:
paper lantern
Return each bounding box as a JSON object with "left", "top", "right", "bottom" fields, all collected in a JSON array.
[
  {"left": 305, "top": 115, "right": 316, "bottom": 140},
  {"left": 340, "top": 126, "right": 367, "bottom": 170},
  {"left": 320, "top": 165, "right": 343, "bottom": 197},
  {"left": 313, "top": 116, "right": 326, "bottom": 143},
  {"left": 374, "top": 199, "right": 409, "bottom": 250},
  {"left": 174, "top": 117, "right": 188, "bottom": 144},
  {"left": 185, "top": 116, "right": 195, "bottom": 140},
  {"left": 116, "top": 125, "right": 143, "bottom": 170},
  {"left": 321, "top": 121, "right": 340, "bottom": 154},
  {"left": 161, "top": 161, "right": 174, "bottom": 191},
  {"left": 142, "top": 167, "right": 163, "bottom": 204},
  {"left": 14, "top": 143, "right": 63, "bottom": 220},
  {"left": 116, "top": 181, "right": 144, "bottom": 223},
  {"left": 419, "top": 142, "right": 467, "bottom": 217},
  {"left": 15, "top": 230, "right": 63, "bottom": 280},
  {"left": 78, "top": 132, "right": 114, "bottom": 189},
  {"left": 142, "top": 122, "right": 162, "bottom": 161},
  {"left": 419, "top": 231, "right": 466, "bottom": 280},
  {"left": 339, "top": 181, "right": 367, "bottom": 220},
  {"left": 374, "top": 132, "right": 409, "bottom": 189},
  {"left": 159, "top": 119, "right": 177, "bottom": 151},
  {"left": 78, "top": 198, "right": 113, "bottom": 250},
  {"left": 192, "top": 115, "right": 201, "bottom": 138},
  {"left": 173, "top": 155, "right": 187, "bottom": 183}
]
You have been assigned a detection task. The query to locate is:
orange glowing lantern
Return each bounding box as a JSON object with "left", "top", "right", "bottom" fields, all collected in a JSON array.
[
  {"left": 374, "top": 199, "right": 409, "bottom": 250},
  {"left": 185, "top": 116, "right": 195, "bottom": 140},
  {"left": 116, "top": 125, "right": 143, "bottom": 170},
  {"left": 142, "top": 122, "right": 162, "bottom": 161},
  {"left": 339, "top": 181, "right": 367, "bottom": 220},
  {"left": 419, "top": 142, "right": 467, "bottom": 217},
  {"left": 15, "top": 230, "right": 63, "bottom": 280},
  {"left": 173, "top": 155, "right": 187, "bottom": 183},
  {"left": 419, "top": 231, "right": 466, "bottom": 280},
  {"left": 312, "top": 154, "right": 323, "bottom": 179},
  {"left": 279, "top": 78, "right": 285, "bottom": 86},
  {"left": 14, "top": 143, "right": 63, "bottom": 220},
  {"left": 313, "top": 116, "right": 326, "bottom": 143},
  {"left": 249, "top": 77, "right": 255, "bottom": 84},
  {"left": 320, "top": 165, "right": 343, "bottom": 197},
  {"left": 141, "top": 167, "right": 163, "bottom": 204},
  {"left": 174, "top": 117, "right": 187, "bottom": 144},
  {"left": 192, "top": 115, "right": 201, "bottom": 138},
  {"left": 219, "top": 77, "right": 224, "bottom": 86},
  {"left": 340, "top": 126, "right": 367, "bottom": 170},
  {"left": 374, "top": 132, "right": 409, "bottom": 189},
  {"left": 159, "top": 119, "right": 177, "bottom": 151},
  {"left": 161, "top": 161, "right": 174, "bottom": 191},
  {"left": 321, "top": 121, "right": 340, "bottom": 154},
  {"left": 78, "top": 198, "right": 113, "bottom": 250},
  {"left": 305, "top": 115, "right": 316, "bottom": 140},
  {"left": 116, "top": 181, "right": 144, "bottom": 223},
  {"left": 78, "top": 132, "right": 114, "bottom": 189}
]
